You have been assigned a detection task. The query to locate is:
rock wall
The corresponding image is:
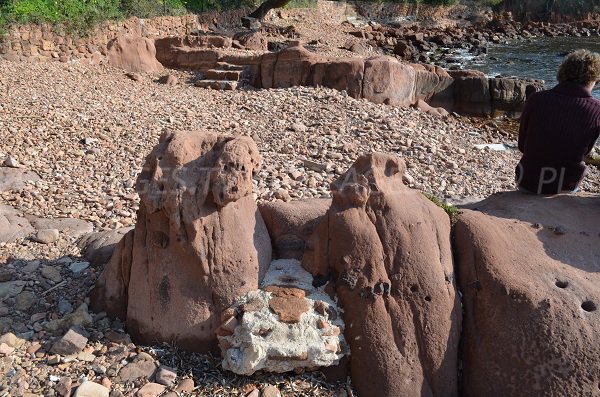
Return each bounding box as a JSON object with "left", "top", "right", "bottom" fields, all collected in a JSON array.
[{"left": 0, "top": 15, "right": 198, "bottom": 63}]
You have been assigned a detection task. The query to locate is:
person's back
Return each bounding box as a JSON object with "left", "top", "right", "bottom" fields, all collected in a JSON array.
[{"left": 516, "top": 49, "right": 600, "bottom": 194}]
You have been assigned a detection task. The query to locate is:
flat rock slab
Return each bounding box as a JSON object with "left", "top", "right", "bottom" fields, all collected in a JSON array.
[
  {"left": 0, "top": 211, "right": 34, "bottom": 244},
  {"left": 455, "top": 191, "right": 600, "bottom": 396},
  {"left": 29, "top": 217, "right": 93, "bottom": 239},
  {"left": 0, "top": 167, "right": 40, "bottom": 192}
]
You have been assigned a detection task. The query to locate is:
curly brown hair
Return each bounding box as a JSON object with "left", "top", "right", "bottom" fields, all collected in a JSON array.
[{"left": 557, "top": 49, "right": 600, "bottom": 85}]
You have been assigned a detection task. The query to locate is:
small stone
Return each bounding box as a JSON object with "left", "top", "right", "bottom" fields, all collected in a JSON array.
[
  {"left": 34, "top": 229, "right": 60, "bottom": 244},
  {"left": 74, "top": 381, "right": 109, "bottom": 397},
  {"left": 262, "top": 385, "right": 281, "bottom": 397},
  {"left": 48, "top": 354, "right": 61, "bottom": 364},
  {"left": 136, "top": 382, "right": 165, "bottom": 397},
  {"left": 55, "top": 377, "right": 72, "bottom": 397},
  {"left": 247, "top": 389, "right": 260, "bottom": 397},
  {"left": 69, "top": 261, "right": 90, "bottom": 273},
  {"left": 51, "top": 327, "right": 88, "bottom": 355},
  {"left": 291, "top": 122, "right": 307, "bottom": 133},
  {"left": 14, "top": 291, "right": 37, "bottom": 311},
  {"left": 3, "top": 156, "right": 20, "bottom": 168},
  {"left": 274, "top": 189, "right": 291, "bottom": 202},
  {"left": 41, "top": 266, "right": 63, "bottom": 283},
  {"left": 174, "top": 378, "right": 194, "bottom": 393},
  {"left": 116, "top": 355, "right": 157, "bottom": 382},
  {"left": 0, "top": 280, "right": 26, "bottom": 299},
  {"left": 0, "top": 332, "right": 26, "bottom": 348},
  {"left": 126, "top": 72, "right": 143, "bottom": 82},
  {"left": 58, "top": 299, "right": 74, "bottom": 315},
  {"left": 0, "top": 342, "right": 15, "bottom": 356},
  {"left": 155, "top": 365, "right": 177, "bottom": 386}
]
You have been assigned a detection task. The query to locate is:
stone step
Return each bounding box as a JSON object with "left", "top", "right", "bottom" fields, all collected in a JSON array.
[
  {"left": 194, "top": 79, "right": 238, "bottom": 91},
  {"left": 203, "top": 69, "right": 244, "bottom": 81},
  {"left": 215, "top": 62, "right": 248, "bottom": 71}
]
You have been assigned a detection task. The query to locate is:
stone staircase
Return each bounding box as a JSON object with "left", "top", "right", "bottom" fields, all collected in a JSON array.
[{"left": 194, "top": 62, "right": 249, "bottom": 91}]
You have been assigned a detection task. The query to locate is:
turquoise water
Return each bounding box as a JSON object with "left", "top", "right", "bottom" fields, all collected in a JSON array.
[{"left": 462, "top": 36, "right": 600, "bottom": 99}]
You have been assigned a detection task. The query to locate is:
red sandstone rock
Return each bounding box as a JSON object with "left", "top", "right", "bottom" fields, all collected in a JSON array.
[
  {"left": 455, "top": 192, "right": 600, "bottom": 397},
  {"left": 107, "top": 34, "right": 163, "bottom": 73},
  {"left": 91, "top": 130, "right": 272, "bottom": 352},
  {"left": 259, "top": 199, "right": 331, "bottom": 260},
  {"left": 303, "top": 153, "right": 461, "bottom": 397}
]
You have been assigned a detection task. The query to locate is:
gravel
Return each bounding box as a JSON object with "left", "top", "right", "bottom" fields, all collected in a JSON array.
[{"left": 2, "top": 45, "right": 600, "bottom": 396}]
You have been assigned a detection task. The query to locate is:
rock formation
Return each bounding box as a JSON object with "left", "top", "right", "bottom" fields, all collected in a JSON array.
[
  {"left": 91, "top": 130, "right": 272, "bottom": 352},
  {"left": 107, "top": 35, "right": 164, "bottom": 73},
  {"left": 302, "top": 153, "right": 461, "bottom": 397},
  {"left": 455, "top": 192, "right": 600, "bottom": 396},
  {"left": 259, "top": 199, "right": 331, "bottom": 260}
]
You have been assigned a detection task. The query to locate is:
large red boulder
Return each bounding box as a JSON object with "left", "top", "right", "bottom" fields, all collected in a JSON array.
[
  {"left": 455, "top": 192, "right": 600, "bottom": 396},
  {"left": 303, "top": 153, "right": 461, "bottom": 397},
  {"left": 362, "top": 56, "right": 416, "bottom": 107},
  {"left": 107, "top": 34, "right": 164, "bottom": 73},
  {"left": 91, "top": 131, "right": 272, "bottom": 353}
]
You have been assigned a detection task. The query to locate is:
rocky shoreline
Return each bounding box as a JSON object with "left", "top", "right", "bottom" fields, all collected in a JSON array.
[{"left": 1, "top": 2, "right": 600, "bottom": 396}]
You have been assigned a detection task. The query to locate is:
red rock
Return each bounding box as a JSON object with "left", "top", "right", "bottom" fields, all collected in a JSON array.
[
  {"left": 303, "top": 153, "right": 460, "bottom": 397},
  {"left": 268, "top": 294, "right": 309, "bottom": 324},
  {"left": 136, "top": 383, "right": 165, "bottom": 397},
  {"left": 174, "top": 378, "right": 194, "bottom": 393},
  {"left": 91, "top": 131, "right": 272, "bottom": 353},
  {"left": 261, "top": 385, "right": 281, "bottom": 397},
  {"left": 259, "top": 199, "right": 331, "bottom": 260},
  {"left": 455, "top": 192, "right": 600, "bottom": 396},
  {"left": 51, "top": 327, "right": 88, "bottom": 356},
  {"left": 107, "top": 34, "right": 163, "bottom": 73}
]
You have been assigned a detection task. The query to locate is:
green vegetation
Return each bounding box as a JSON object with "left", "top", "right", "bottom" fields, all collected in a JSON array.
[
  {"left": 422, "top": 192, "right": 460, "bottom": 225},
  {"left": 0, "top": 0, "right": 490, "bottom": 36}
]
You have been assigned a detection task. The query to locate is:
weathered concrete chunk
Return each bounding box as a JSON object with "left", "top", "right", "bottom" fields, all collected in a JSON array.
[{"left": 218, "top": 259, "right": 346, "bottom": 375}]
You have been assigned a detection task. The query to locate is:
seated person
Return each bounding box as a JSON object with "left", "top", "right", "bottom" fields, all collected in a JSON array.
[{"left": 516, "top": 49, "right": 600, "bottom": 194}]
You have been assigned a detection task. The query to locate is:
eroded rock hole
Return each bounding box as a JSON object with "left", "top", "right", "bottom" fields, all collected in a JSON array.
[
  {"left": 410, "top": 285, "right": 418, "bottom": 293},
  {"left": 385, "top": 160, "right": 399, "bottom": 177},
  {"left": 425, "top": 296, "right": 432, "bottom": 302},
  {"left": 581, "top": 301, "right": 597, "bottom": 312},
  {"left": 555, "top": 280, "right": 569, "bottom": 289}
]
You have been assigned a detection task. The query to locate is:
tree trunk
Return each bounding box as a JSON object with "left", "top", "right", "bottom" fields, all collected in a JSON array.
[{"left": 247, "top": 0, "right": 293, "bottom": 20}]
